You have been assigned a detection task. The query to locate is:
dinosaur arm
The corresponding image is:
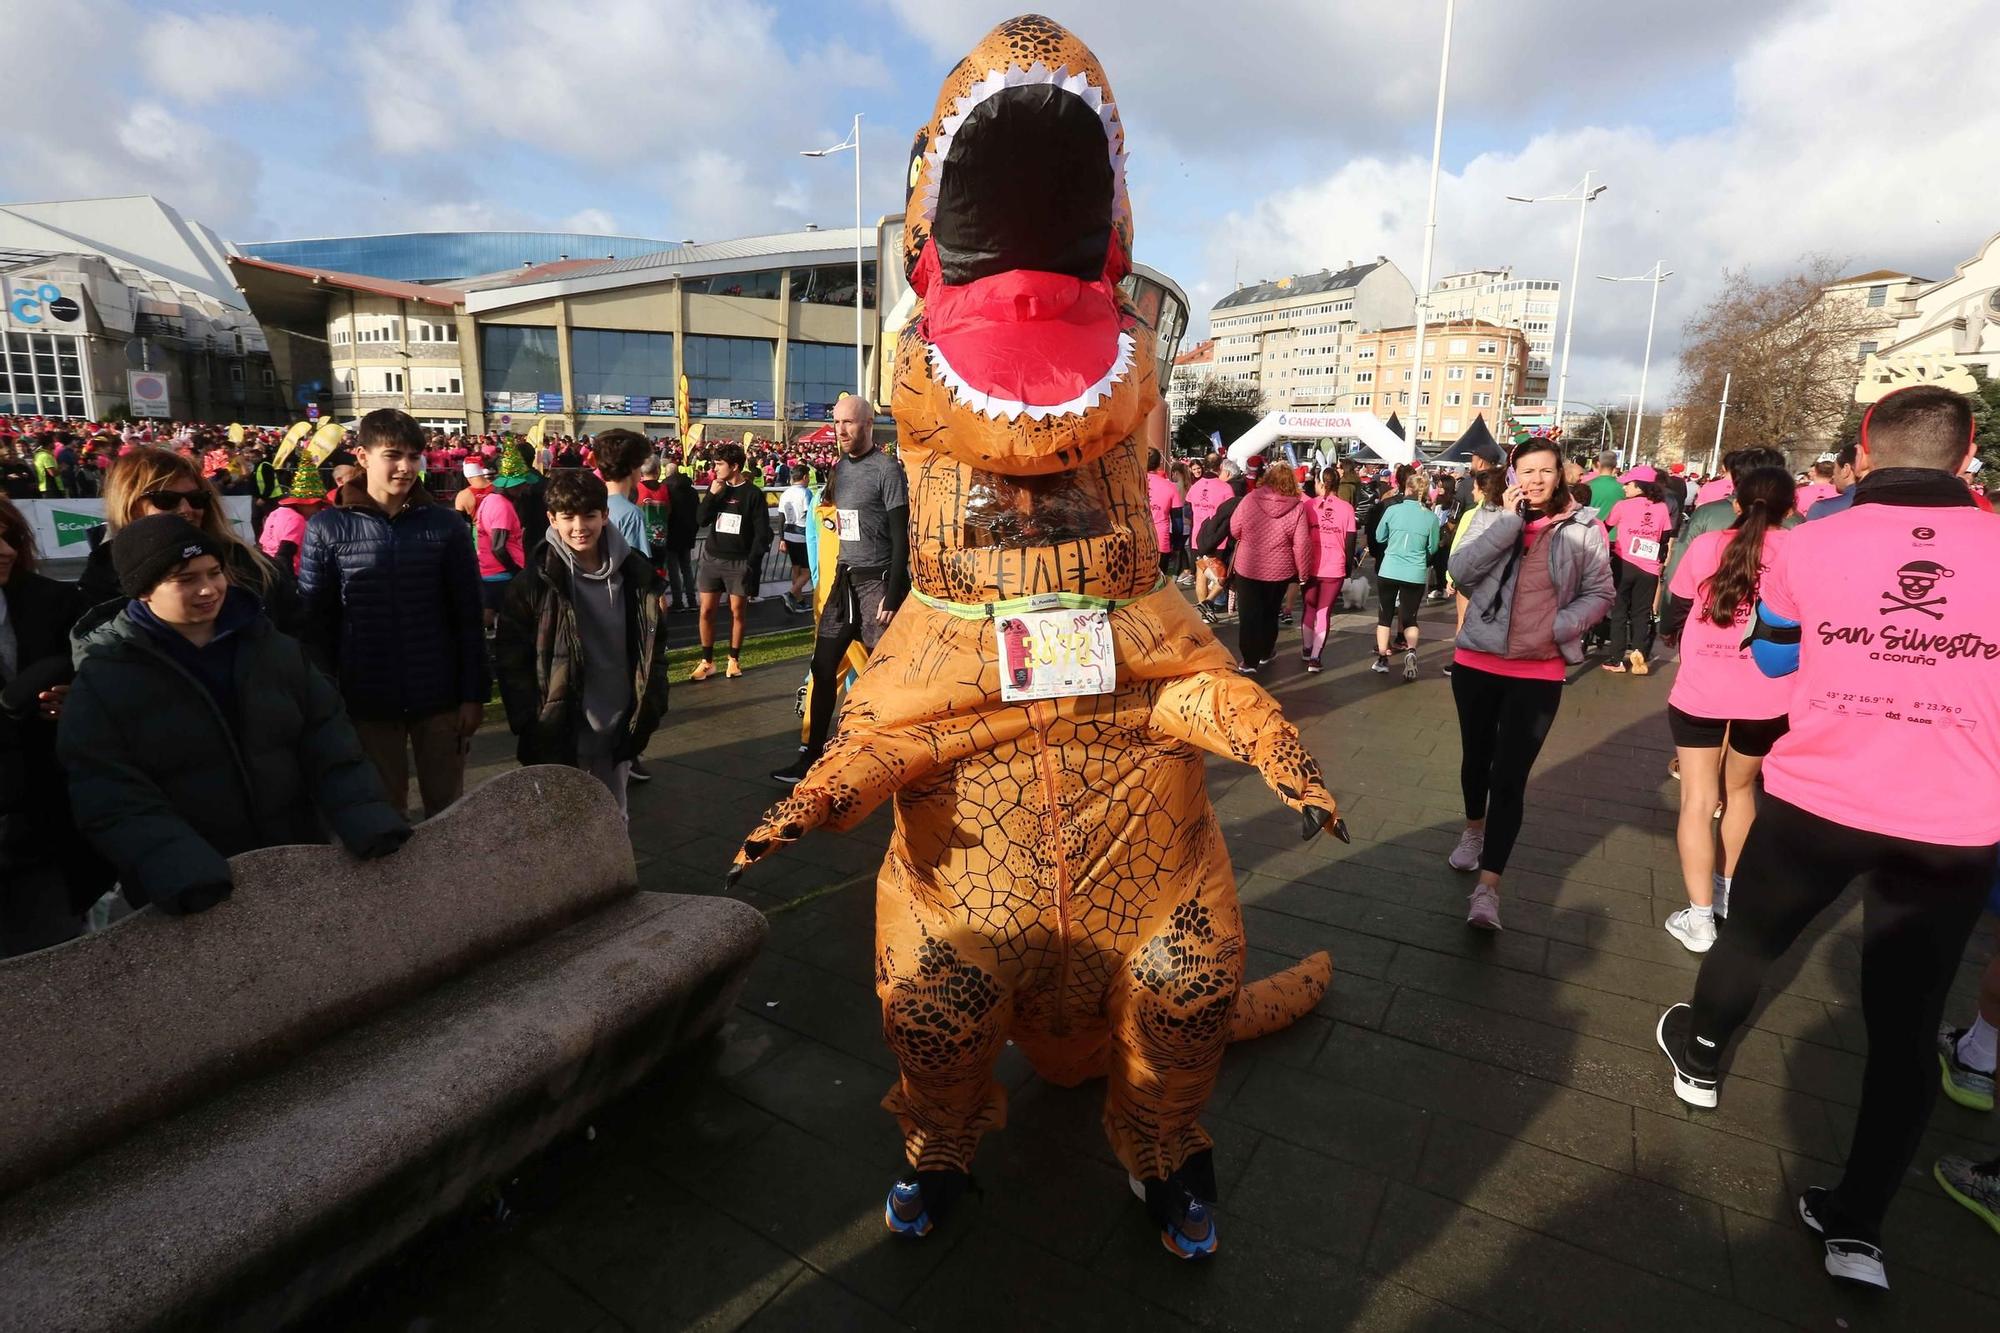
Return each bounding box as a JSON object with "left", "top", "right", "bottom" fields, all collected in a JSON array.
[
  {"left": 1148, "top": 669, "right": 1347, "bottom": 842},
  {"left": 729, "top": 722, "right": 945, "bottom": 880}
]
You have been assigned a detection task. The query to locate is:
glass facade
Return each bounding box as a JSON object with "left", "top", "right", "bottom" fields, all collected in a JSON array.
[
  {"left": 685, "top": 335, "right": 774, "bottom": 418},
  {"left": 786, "top": 341, "right": 856, "bottom": 419},
  {"left": 571, "top": 328, "right": 673, "bottom": 415},
  {"left": 684, "top": 269, "right": 783, "bottom": 299},
  {"left": 0, "top": 332, "right": 87, "bottom": 417},
  {"left": 238, "top": 232, "right": 679, "bottom": 283},
  {"left": 790, "top": 262, "right": 877, "bottom": 308},
  {"left": 480, "top": 326, "right": 561, "bottom": 393}
]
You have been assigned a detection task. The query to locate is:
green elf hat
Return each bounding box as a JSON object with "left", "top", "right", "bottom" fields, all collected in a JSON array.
[{"left": 282, "top": 454, "right": 327, "bottom": 504}]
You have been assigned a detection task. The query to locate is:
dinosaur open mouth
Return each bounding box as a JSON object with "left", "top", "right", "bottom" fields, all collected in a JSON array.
[{"left": 917, "top": 64, "right": 1133, "bottom": 422}]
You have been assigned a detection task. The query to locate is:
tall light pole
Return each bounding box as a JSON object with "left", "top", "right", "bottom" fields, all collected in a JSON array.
[
  {"left": 1598, "top": 261, "right": 1672, "bottom": 465},
  {"left": 1406, "top": 0, "right": 1455, "bottom": 455},
  {"left": 1506, "top": 171, "right": 1607, "bottom": 437},
  {"left": 800, "top": 113, "right": 866, "bottom": 397},
  {"left": 1708, "top": 370, "right": 1732, "bottom": 476}
]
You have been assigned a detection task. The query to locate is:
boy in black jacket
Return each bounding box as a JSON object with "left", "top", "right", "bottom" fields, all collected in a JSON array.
[
  {"left": 494, "top": 472, "right": 669, "bottom": 818},
  {"left": 691, "top": 441, "right": 770, "bottom": 680}
]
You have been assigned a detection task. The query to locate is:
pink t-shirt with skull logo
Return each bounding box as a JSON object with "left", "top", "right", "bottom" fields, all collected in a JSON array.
[
  {"left": 1605, "top": 497, "right": 1671, "bottom": 575},
  {"left": 1759, "top": 502, "right": 2000, "bottom": 844},
  {"left": 1667, "top": 527, "right": 1794, "bottom": 722}
]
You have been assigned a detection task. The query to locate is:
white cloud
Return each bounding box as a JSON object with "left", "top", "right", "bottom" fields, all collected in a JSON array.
[
  {"left": 142, "top": 13, "right": 294, "bottom": 105},
  {"left": 1197, "top": 0, "right": 2000, "bottom": 405},
  {"left": 560, "top": 208, "right": 620, "bottom": 235}
]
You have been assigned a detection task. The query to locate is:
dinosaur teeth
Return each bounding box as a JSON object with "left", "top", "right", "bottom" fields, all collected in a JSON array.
[
  {"left": 927, "top": 332, "right": 1136, "bottom": 423},
  {"left": 918, "top": 62, "right": 1126, "bottom": 228}
]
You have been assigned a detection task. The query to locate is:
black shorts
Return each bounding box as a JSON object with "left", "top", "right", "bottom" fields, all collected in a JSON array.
[
  {"left": 1666, "top": 704, "right": 1790, "bottom": 756},
  {"left": 818, "top": 566, "right": 891, "bottom": 652},
  {"left": 480, "top": 578, "right": 512, "bottom": 613},
  {"left": 1377, "top": 577, "right": 1424, "bottom": 628},
  {"left": 697, "top": 555, "right": 756, "bottom": 597},
  {"left": 785, "top": 538, "right": 809, "bottom": 571}
]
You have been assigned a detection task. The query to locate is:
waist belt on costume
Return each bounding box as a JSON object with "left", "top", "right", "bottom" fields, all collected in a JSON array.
[{"left": 908, "top": 575, "right": 1170, "bottom": 621}]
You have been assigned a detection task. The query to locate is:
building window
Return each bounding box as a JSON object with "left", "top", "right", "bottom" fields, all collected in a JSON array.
[
  {"left": 684, "top": 334, "right": 775, "bottom": 415},
  {"left": 1473, "top": 392, "right": 1492, "bottom": 406},
  {"left": 261, "top": 367, "right": 275, "bottom": 388},
  {"left": 790, "top": 262, "right": 878, "bottom": 308},
  {"left": 1442, "top": 418, "right": 1460, "bottom": 432},
  {"left": 1419, "top": 392, "right": 1430, "bottom": 406},
  {"left": 1447, "top": 366, "right": 1465, "bottom": 380},
  {"left": 1356, "top": 393, "right": 1371, "bottom": 406},
  {"left": 362, "top": 368, "right": 404, "bottom": 394},
  {"left": 480, "top": 325, "right": 562, "bottom": 395},
  {"left": 413, "top": 368, "right": 464, "bottom": 397},
  {"left": 413, "top": 320, "right": 459, "bottom": 343},
  {"left": 1866, "top": 284, "right": 1887, "bottom": 308},
  {"left": 1474, "top": 366, "right": 1495, "bottom": 381},
  {"left": 571, "top": 328, "right": 674, "bottom": 411},
  {"left": 1449, "top": 339, "right": 1467, "bottom": 354},
  {"left": 685, "top": 269, "right": 784, "bottom": 299},
  {"left": 1858, "top": 340, "right": 1879, "bottom": 357},
  {"left": 1477, "top": 340, "right": 1498, "bottom": 354},
  {"left": 1357, "top": 346, "right": 1375, "bottom": 359},
  {"left": 1354, "top": 371, "right": 1373, "bottom": 384},
  {"left": 228, "top": 363, "right": 245, "bottom": 384},
  {"left": 1445, "top": 392, "right": 1462, "bottom": 406},
  {"left": 0, "top": 330, "right": 87, "bottom": 417}
]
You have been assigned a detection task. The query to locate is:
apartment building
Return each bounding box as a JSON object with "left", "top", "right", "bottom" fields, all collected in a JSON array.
[
  {"left": 1166, "top": 338, "right": 1214, "bottom": 425},
  {"left": 1340, "top": 319, "right": 1529, "bottom": 444},
  {"left": 1425, "top": 267, "right": 1560, "bottom": 410},
  {"left": 1206, "top": 259, "right": 1416, "bottom": 411}
]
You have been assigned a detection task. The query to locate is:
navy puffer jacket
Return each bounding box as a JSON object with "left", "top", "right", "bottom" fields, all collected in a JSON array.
[{"left": 298, "top": 482, "right": 489, "bottom": 720}]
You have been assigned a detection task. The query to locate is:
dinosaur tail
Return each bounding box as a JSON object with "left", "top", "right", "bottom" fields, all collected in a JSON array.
[{"left": 1228, "top": 951, "right": 1332, "bottom": 1042}]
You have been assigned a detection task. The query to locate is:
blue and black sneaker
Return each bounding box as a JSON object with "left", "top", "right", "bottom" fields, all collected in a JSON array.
[
  {"left": 1132, "top": 1151, "right": 1221, "bottom": 1261},
  {"left": 883, "top": 1168, "right": 971, "bottom": 1240}
]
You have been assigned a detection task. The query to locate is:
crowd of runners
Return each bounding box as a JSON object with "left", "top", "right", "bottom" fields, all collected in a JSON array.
[{"left": 1, "top": 382, "right": 1996, "bottom": 1287}]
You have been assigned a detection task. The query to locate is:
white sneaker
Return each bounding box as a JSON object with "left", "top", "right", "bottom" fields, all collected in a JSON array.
[
  {"left": 1665, "top": 908, "right": 1717, "bottom": 954},
  {"left": 1447, "top": 827, "right": 1484, "bottom": 872},
  {"left": 1402, "top": 650, "right": 1419, "bottom": 681}
]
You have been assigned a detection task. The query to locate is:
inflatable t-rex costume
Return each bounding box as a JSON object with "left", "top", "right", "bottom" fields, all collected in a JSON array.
[{"left": 732, "top": 14, "right": 1344, "bottom": 1259}]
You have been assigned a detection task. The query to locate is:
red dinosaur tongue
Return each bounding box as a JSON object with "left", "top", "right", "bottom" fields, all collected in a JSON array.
[{"left": 917, "top": 246, "right": 1123, "bottom": 417}]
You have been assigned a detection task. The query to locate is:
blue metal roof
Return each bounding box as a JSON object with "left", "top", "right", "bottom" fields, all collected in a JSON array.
[{"left": 236, "top": 231, "right": 682, "bottom": 284}]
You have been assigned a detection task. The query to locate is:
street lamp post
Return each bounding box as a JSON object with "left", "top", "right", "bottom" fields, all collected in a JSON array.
[
  {"left": 800, "top": 114, "right": 867, "bottom": 397},
  {"left": 1598, "top": 262, "right": 1673, "bottom": 466},
  {"left": 1406, "top": 0, "right": 1454, "bottom": 455},
  {"left": 1505, "top": 171, "right": 1607, "bottom": 438}
]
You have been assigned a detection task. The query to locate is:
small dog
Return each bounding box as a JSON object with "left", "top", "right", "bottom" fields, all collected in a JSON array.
[{"left": 1339, "top": 576, "right": 1371, "bottom": 611}]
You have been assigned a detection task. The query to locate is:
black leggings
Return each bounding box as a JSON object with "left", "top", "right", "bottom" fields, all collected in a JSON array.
[
  {"left": 1451, "top": 663, "right": 1564, "bottom": 874},
  {"left": 1235, "top": 577, "right": 1290, "bottom": 667},
  {"left": 1688, "top": 795, "right": 1995, "bottom": 1230},
  {"left": 1606, "top": 564, "right": 1659, "bottom": 659},
  {"left": 1377, "top": 577, "right": 1424, "bottom": 630}
]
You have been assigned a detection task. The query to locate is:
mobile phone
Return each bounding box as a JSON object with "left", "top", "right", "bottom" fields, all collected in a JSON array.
[{"left": 1506, "top": 467, "right": 1517, "bottom": 486}]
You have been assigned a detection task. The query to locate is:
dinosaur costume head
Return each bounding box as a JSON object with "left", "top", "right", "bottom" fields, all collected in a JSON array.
[{"left": 896, "top": 15, "right": 1158, "bottom": 603}]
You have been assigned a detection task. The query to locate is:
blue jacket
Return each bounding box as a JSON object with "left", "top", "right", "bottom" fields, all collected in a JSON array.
[{"left": 299, "top": 482, "right": 489, "bottom": 720}]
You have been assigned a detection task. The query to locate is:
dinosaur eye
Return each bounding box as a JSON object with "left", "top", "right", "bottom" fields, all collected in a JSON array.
[{"left": 909, "top": 153, "right": 924, "bottom": 190}]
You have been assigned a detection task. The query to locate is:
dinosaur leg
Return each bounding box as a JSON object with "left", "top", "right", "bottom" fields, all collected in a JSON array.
[
  {"left": 875, "top": 864, "right": 1014, "bottom": 1174},
  {"left": 1100, "top": 864, "right": 1246, "bottom": 1184}
]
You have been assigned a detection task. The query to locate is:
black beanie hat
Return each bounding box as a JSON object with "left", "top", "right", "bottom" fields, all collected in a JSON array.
[{"left": 114, "top": 513, "right": 225, "bottom": 598}]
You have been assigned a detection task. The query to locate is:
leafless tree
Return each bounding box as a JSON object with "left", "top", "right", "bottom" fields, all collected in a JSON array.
[{"left": 1675, "top": 255, "right": 1878, "bottom": 466}]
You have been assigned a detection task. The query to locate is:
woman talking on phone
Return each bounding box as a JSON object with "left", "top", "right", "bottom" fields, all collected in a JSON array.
[{"left": 1444, "top": 435, "right": 1615, "bottom": 930}]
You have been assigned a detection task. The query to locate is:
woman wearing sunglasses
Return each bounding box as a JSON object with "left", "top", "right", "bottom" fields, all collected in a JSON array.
[{"left": 76, "top": 448, "right": 300, "bottom": 633}]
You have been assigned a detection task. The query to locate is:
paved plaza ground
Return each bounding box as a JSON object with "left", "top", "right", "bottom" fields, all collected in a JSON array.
[{"left": 316, "top": 602, "right": 2000, "bottom": 1332}]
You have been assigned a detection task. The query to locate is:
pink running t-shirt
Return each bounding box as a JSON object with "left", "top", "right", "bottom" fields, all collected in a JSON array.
[
  {"left": 1306, "top": 494, "right": 1356, "bottom": 579},
  {"left": 259, "top": 504, "right": 308, "bottom": 573},
  {"left": 1695, "top": 477, "right": 1734, "bottom": 507},
  {"left": 1186, "top": 477, "right": 1233, "bottom": 547},
  {"left": 1145, "top": 471, "right": 1179, "bottom": 553},
  {"left": 1667, "top": 527, "right": 1793, "bottom": 722},
  {"left": 1797, "top": 481, "right": 1839, "bottom": 511},
  {"left": 475, "top": 489, "right": 522, "bottom": 578},
  {"left": 1605, "top": 497, "right": 1672, "bottom": 575},
  {"left": 1759, "top": 503, "right": 2000, "bottom": 844}
]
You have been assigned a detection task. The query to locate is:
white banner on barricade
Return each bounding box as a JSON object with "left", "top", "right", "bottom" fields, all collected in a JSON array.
[{"left": 17, "top": 496, "right": 255, "bottom": 557}]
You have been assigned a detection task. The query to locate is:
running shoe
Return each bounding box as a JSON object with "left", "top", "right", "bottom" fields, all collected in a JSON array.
[
  {"left": 884, "top": 1178, "right": 933, "bottom": 1238},
  {"left": 1667, "top": 757, "right": 1681, "bottom": 781},
  {"left": 1402, "top": 650, "right": 1418, "bottom": 682},
  {"left": 1628, "top": 650, "right": 1651, "bottom": 676},
  {"left": 1441, "top": 663, "right": 1453, "bottom": 677},
  {"left": 770, "top": 746, "right": 822, "bottom": 786},
  {"left": 1447, "top": 827, "right": 1484, "bottom": 872},
  {"left": 1235, "top": 661, "right": 1260, "bottom": 676},
  {"left": 1938, "top": 1025, "right": 1996, "bottom": 1112},
  {"left": 1600, "top": 660, "right": 1628, "bottom": 673},
  {"left": 1656, "top": 1003, "right": 1719, "bottom": 1109},
  {"left": 689, "top": 659, "right": 715, "bottom": 682},
  {"left": 1370, "top": 654, "right": 1391, "bottom": 674},
  {"left": 1465, "top": 884, "right": 1502, "bottom": 931},
  {"left": 1279, "top": 611, "right": 1295, "bottom": 627},
  {"left": 1131, "top": 1174, "right": 1219, "bottom": 1260},
  {"left": 1798, "top": 1186, "right": 1888, "bottom": 1289},
  {"left": 1199, "top": 606, "right": 1218, "bottom": 625},
  {"left": 1176, "top": 573, "right": 1194, "bottom": 587},
  {"left": 1665, "top": 907, "right": 1717, "bottom": 954},
  {"left": 725, "top": 657, "right": 743, "bottom": 679},
  {"left": 628, "top": 759, "right": 653, "bottom": 784},
  {"left": 1933, "top": 1156, "right": 2000, "bottom": 1237},
  {"left": 1305, "top": 657, "right": 1323, "bottom": 674}
]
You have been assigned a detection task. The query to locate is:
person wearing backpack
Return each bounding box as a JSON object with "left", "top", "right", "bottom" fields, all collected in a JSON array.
[{"left": 1192, "top": 461, "right": 1245, "bottom": 624}]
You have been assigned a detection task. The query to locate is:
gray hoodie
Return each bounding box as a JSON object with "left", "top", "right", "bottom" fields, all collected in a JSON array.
[
  {"left": 1449, "top": 504, "right": 1614, "bottom": 665},
  {"left": 545, "top": 523, "right": 630, "bottom": 741}
]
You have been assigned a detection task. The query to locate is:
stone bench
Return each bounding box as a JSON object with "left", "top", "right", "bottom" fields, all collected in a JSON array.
[{"left": 0, "top": 765, "right": 765, "bottom": 1333}]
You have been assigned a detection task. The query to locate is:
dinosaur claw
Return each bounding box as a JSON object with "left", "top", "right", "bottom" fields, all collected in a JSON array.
[{"left": 1330, "top": 818, "right": 1351, "bottom": 845}]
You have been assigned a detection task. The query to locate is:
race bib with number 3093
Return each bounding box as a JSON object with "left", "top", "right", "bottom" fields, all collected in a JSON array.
[
  {"left": 994, "top": 606, "right": 1116, "bottom": 703},
  {"left": 836, "top": 508, "right": 861, "bottom": 541},
  {"left": 1627, "top": 535, "right": 1660, "bottom": 563},
  {"left": 714, "top": 511, "right": 743, "bottom": 536}
]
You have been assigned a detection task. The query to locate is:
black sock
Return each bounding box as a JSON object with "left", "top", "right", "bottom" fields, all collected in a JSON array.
[{"left": 701, "top": 646, "right": 715, "bottom": 662}]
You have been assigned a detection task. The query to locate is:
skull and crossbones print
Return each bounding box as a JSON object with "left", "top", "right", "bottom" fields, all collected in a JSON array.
[{"left": 1881, "top": 560, "right": 1954, "bottom": 619}]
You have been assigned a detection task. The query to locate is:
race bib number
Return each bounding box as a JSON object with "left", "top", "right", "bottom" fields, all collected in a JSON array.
[
  {"left": 836, "top": 508, "right": 861, "bottom": 541},
  {"left": 995, "top": 606, "right": 1116, "bottom": 703},
  {"left": 714, "top": 511, "right": 743, "bottom": 535},
  {"left": 1627, "top": 535, "right": 1661, "bottom": 562}
]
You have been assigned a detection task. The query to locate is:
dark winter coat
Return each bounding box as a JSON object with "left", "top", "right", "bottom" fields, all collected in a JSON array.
[
  {"left": 494, "top": 536, "right": 669, "bottom": 767},
  {"left": 0, "top": 573, "right": 112, "bottom": 913},
  {"left": 59, "top": 589, "right": 409, "bottom": 913},
  {"left": 78, "top": 529, "right": 304, "bottom": 635},
  {"left": 661, "top": 472, "right": 700, "bottom": 552},
  {"left": 297, "top": 481, "right": 488, "bottom": 720}
]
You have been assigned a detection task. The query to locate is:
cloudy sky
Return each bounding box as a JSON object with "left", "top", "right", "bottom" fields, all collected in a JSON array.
[{"left": 6, "top": 0, "right": 1997, "bottom": 405}]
